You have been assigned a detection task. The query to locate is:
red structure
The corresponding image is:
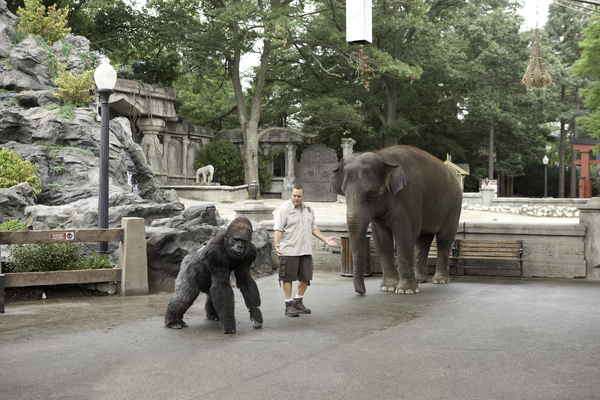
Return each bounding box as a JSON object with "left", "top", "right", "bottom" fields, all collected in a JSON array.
[{"left": 570, "top": 138, "right": 600, "bottom": 199}]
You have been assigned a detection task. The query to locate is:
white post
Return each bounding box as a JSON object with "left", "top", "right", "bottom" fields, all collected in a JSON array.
[{"left": 118, "top": 217, "right": 148, "bottom": 295}]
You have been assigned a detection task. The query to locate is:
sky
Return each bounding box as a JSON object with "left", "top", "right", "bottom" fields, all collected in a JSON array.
[{"left": 518, "top": 0, "right": 554, "bottom": 30}]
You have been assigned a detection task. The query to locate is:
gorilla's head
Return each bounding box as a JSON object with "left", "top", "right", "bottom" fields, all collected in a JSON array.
[{"left": 226, "top": 217, "right": 253, "bottom": 260}]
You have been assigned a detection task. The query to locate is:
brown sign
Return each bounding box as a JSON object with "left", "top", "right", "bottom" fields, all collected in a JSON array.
[{"left": 49, "top": 232, "right": 75, "bottom": 241}]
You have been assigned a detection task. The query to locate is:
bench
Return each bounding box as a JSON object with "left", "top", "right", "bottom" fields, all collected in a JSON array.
[
  {"left": 0, "top": 218, "right": 148, "bottom": 313},
  {"left": 452, "top": 239, "right": 524, "bottom": 282}
]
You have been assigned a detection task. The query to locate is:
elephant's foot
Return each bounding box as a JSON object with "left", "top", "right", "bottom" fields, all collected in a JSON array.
[
  {"left": 416, "top": 273, "right": 428, "bottom": 283},
  {"left": 395, "top": 280, "right": 419, "bottom": 294},
  {"left": 432, "top": 273, "right": 450, "bottom": 284},
  {"left": 380, "top": 278, "right": 399, "bottom": 293}
]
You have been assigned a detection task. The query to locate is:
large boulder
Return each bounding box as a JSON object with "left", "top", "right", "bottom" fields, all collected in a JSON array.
[
  {"left": 51, "top": 36, "right": 90, "bottom": 74},
  {"left": 0, "top": 0, "right": 16, "bottom": 59},
  {"left": 0, "top": 182, "right": 37, "bottom": 223},
  {"left": 9, "top": 36, "right": 54, "bottom": 88},
  {"left": 146, "top": 204, "right": 274, "bottom": 292}
]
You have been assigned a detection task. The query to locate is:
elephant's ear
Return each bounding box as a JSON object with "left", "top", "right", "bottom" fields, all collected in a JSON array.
[
  {"left": 385, "top": 163, "right": 408, "bottom": 196},
  {"left": 331, "top": 161, "right": 345, "bottom": 196}
]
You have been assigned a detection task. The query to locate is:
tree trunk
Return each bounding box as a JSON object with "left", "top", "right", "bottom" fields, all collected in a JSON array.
[
  {"left": 570, "top": 87, "right": 580, "bottom": 198},
  {"left": 382, "top": 76, "right": 399, "bottom": 147},
  {"left": 559, "top": 84, "right": 566, "bottom": 198},
  {"left": 227, "top": 24, "right": 272, "bottom": 185},
  {"left": 559, "top": 120, "right": 566, "bottom": 198},
  {"left": 488, "top": 123, "right": 494, "bottom": 180}
]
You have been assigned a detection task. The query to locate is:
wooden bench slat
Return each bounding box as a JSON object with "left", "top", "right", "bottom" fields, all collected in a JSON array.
[
  {"left": 0, "top": 229, "right": 124, "bottom": 244},
  {"left": 452, "top": 238, "right": 523, "bottom": 282},
  {"left": 4, "top": 268, "right": 122, "bottom": 287},
  {"left": 459, "top": 239, "right": 522, "bottom": 244}
]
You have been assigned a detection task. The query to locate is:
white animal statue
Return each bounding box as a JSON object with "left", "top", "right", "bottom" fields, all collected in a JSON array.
[{"left": 196, "top": 165, "right": 215, "bottom": 183}]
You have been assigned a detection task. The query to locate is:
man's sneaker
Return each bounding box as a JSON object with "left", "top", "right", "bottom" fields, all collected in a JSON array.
[
  {"left": 285, "top": 301, "right": 299, "bottom": 317},
  {"left": 293, "top": 298, "right": 311, "bottom": 314}
]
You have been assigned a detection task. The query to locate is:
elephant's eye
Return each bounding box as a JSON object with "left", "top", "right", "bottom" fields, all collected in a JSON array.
[{"left": 366, "top": 191, "right": 377, "bottom": 200}]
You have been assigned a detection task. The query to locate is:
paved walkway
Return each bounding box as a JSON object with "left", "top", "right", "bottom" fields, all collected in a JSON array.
[
  {"left": 2, "top": 272, "right": 600, "bottom": 399},
  {"left": 181, "top": 197, "right": 579, "bottom": 224},
  {"left": 1, "top": 198, "right": 592, "bottom": 399}
]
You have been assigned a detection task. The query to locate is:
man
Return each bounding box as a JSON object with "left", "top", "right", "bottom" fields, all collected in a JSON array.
[{"left": 273, "top": 184, "right": 337, "bottom": 317}]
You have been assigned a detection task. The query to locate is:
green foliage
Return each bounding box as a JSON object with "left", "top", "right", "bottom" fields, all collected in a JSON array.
[
  {"left": 173, "top": 73, "right": 239, "bottom": 131},
  {"left": 0, "top": 147, "right": 41, "bottom": 194},
  {"left": 52, "top": 165, "right": 66, "bottom": 174},
  {"left": 37, "top": 141, "right": 94, "bottom": 157},
  {"left": 0, "top": 218, "right": 30, "bottom": 232},
  {"left": 54, "top": 64, "right": 95, "bottom": 106},
  {"left": 80, "top": 252, "right": 114, "bottom": 270},
  {"left": 6, "top": 98, "right": 19, "bottom": 107},
  {"left": 6, "top": 242, "right": 114, "bottom": 272},
  {"left": 57, "top": 103, "right": 76, "bottom": 120},
  {"left": 193, "top": 139, "right": 273, "bottom": 191},
  {"left": 16, "top": 0, "right": 71, "bottom": 45},
  {"left": 42, "top": 103, "right": 59, "bottom": 110},
  {"left": 194, "top": 140, "right": 245, "bottom": 186}
]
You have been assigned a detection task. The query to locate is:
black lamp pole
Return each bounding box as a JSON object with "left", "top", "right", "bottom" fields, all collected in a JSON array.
[
  {"left": 97, "top": 88, "right": 113, "bottom": 254},
  {"left": 544, "top": 164, "right": 548, "bottom": 198}
]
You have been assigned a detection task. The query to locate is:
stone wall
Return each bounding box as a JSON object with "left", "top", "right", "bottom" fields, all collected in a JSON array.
[{"left": 264, "top": 220, "right": 588, "bottom": 280}]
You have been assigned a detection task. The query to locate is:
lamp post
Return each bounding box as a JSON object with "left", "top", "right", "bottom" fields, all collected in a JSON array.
[
  {"left": 94, "top": 58, "right": 117, "bottom": 254},
  {"left": 543, "top": 155, "right": 549, "bottom": 198}
]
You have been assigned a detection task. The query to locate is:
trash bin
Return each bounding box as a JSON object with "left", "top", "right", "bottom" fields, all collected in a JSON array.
[{"left": 340, "top": 235, "right": 372, "bottom": 277}]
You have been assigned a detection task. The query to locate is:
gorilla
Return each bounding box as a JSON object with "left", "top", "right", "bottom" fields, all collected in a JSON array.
[{"left": 164, "top": 217, "right": 263, "bottom": 334}]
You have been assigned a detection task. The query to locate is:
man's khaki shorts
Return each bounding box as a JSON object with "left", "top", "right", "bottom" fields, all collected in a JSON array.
[{"left": 278, "top": 255, "right": 313, "bottom": 282}]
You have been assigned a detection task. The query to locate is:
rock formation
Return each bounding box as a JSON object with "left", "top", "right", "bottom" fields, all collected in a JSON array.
[{"left": 0, "top": 1, "right": 274, "bottom": 291}]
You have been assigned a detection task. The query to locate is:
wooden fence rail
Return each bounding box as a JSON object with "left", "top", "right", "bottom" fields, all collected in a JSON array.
[{"left": 0, "top": 217, "right": 148, "bottom": 313}]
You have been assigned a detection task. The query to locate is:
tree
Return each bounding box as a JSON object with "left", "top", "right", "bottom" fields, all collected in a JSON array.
[{"left": 545, "top": 3, "right": 591, "bottom": 197}]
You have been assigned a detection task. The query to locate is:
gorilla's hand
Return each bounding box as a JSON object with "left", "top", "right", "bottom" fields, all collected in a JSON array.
[{"left": 249, "top": 307, "right": 263, "bottom": 329}]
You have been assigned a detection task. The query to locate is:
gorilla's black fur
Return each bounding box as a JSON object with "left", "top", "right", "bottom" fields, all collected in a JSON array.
[{"left": 164, "top": 217, "right": 263, "bottom": 334}]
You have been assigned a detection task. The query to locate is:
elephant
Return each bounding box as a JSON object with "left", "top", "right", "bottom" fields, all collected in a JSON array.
[{"left": 331, "top": 145, "right": 462, "bottom": 295}]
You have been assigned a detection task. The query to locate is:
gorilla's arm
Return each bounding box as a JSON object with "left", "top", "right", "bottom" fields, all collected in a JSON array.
[{"left": 234, "top": 245, "right": 262, "bottom": 327}]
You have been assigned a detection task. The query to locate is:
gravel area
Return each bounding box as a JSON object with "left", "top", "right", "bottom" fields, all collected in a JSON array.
[{"left": 179, "top": 197, "right": 579, "bottom": 224}]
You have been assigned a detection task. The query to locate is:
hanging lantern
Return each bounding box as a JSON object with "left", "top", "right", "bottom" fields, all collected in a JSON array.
[
  {"left": 346, "top": 0, "right": 372, "bottom": 45},
  {"left": 521, "top": 28, "right": 552, "bottom": 89}
]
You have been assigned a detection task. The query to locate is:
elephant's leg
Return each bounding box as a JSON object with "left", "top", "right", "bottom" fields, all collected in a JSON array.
[
  {"left": 415, "top": 234, "right": 434, "bottom": 283},
  {"left": 432, "top": 236, "right": 453, "bottom": 284},
  {"left": 372, "top": 224, "right": 398, "bottom": 292},
  {"left": 395, "top": 238, "right": 419, "bottom": 294}
]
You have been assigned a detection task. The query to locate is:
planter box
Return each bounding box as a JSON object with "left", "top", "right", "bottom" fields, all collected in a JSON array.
[{"left": 3, "top": 268, "right": 122, "bottom": 288}]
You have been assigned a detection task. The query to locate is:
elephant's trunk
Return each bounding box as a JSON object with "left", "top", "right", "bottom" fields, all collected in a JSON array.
[{"left": 347, "top": 213, "right": 370, "bottom": 295}]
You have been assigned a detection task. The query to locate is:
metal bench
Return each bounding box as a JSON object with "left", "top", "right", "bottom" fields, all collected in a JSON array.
[{"left": 452, "top": 239, "right": 524, "bottom": 282}]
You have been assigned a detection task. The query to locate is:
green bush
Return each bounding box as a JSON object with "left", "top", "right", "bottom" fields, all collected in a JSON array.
[
  {"left": 54, "top": 64, "right": 95, "bottom": 106},
  {"left": 0, "top": 147, "right": 41, "bottom": 194},
  {"left": 6, "top": 242, "right": 114, "bottom": 273},
  {"left": 0, "top": 218, "right": 30, "bottom": 232},
  {"left": 194, "top": 139, "right": 245, "bottom": 186},
  {"left": 194, "top": 139, "right": 273, "bottom": 191},
  {"left": 17, "top": 0, "right": 71, "bottom": 45}
]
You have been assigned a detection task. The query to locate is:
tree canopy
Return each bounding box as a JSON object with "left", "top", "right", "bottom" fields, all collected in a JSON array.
[{"left": 20, "top": 0, "right": 597, "bottom": 196}]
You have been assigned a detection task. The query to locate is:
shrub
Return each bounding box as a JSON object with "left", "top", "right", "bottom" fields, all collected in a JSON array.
[
  {"left": 6, "top": 242, "right": 114, "bottom": 273},
  {"left": 54, "top": 64, "right": 95, "bottom": 106},
  {"left": 194, "top": 139, "right": 245, "bottom": 186},
  {"left": 0, "top": 147, "right": 41, "bottom": 194},
  {"left": 17, "top": 0, "right": 71, "bottom": 45},
  {"left": 0, "top": 218, "right": 30, "bottom": 232},
  {"left": 194, "top": 139, "right": 273, "bottom": 191}
]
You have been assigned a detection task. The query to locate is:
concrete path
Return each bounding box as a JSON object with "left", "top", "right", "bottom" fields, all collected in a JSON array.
[
  {"left": 2, "top": 272, "right": 600, "bottom": 399},
  {"left": 181, "top": 197, "right": 580, "bottom": 224}
]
